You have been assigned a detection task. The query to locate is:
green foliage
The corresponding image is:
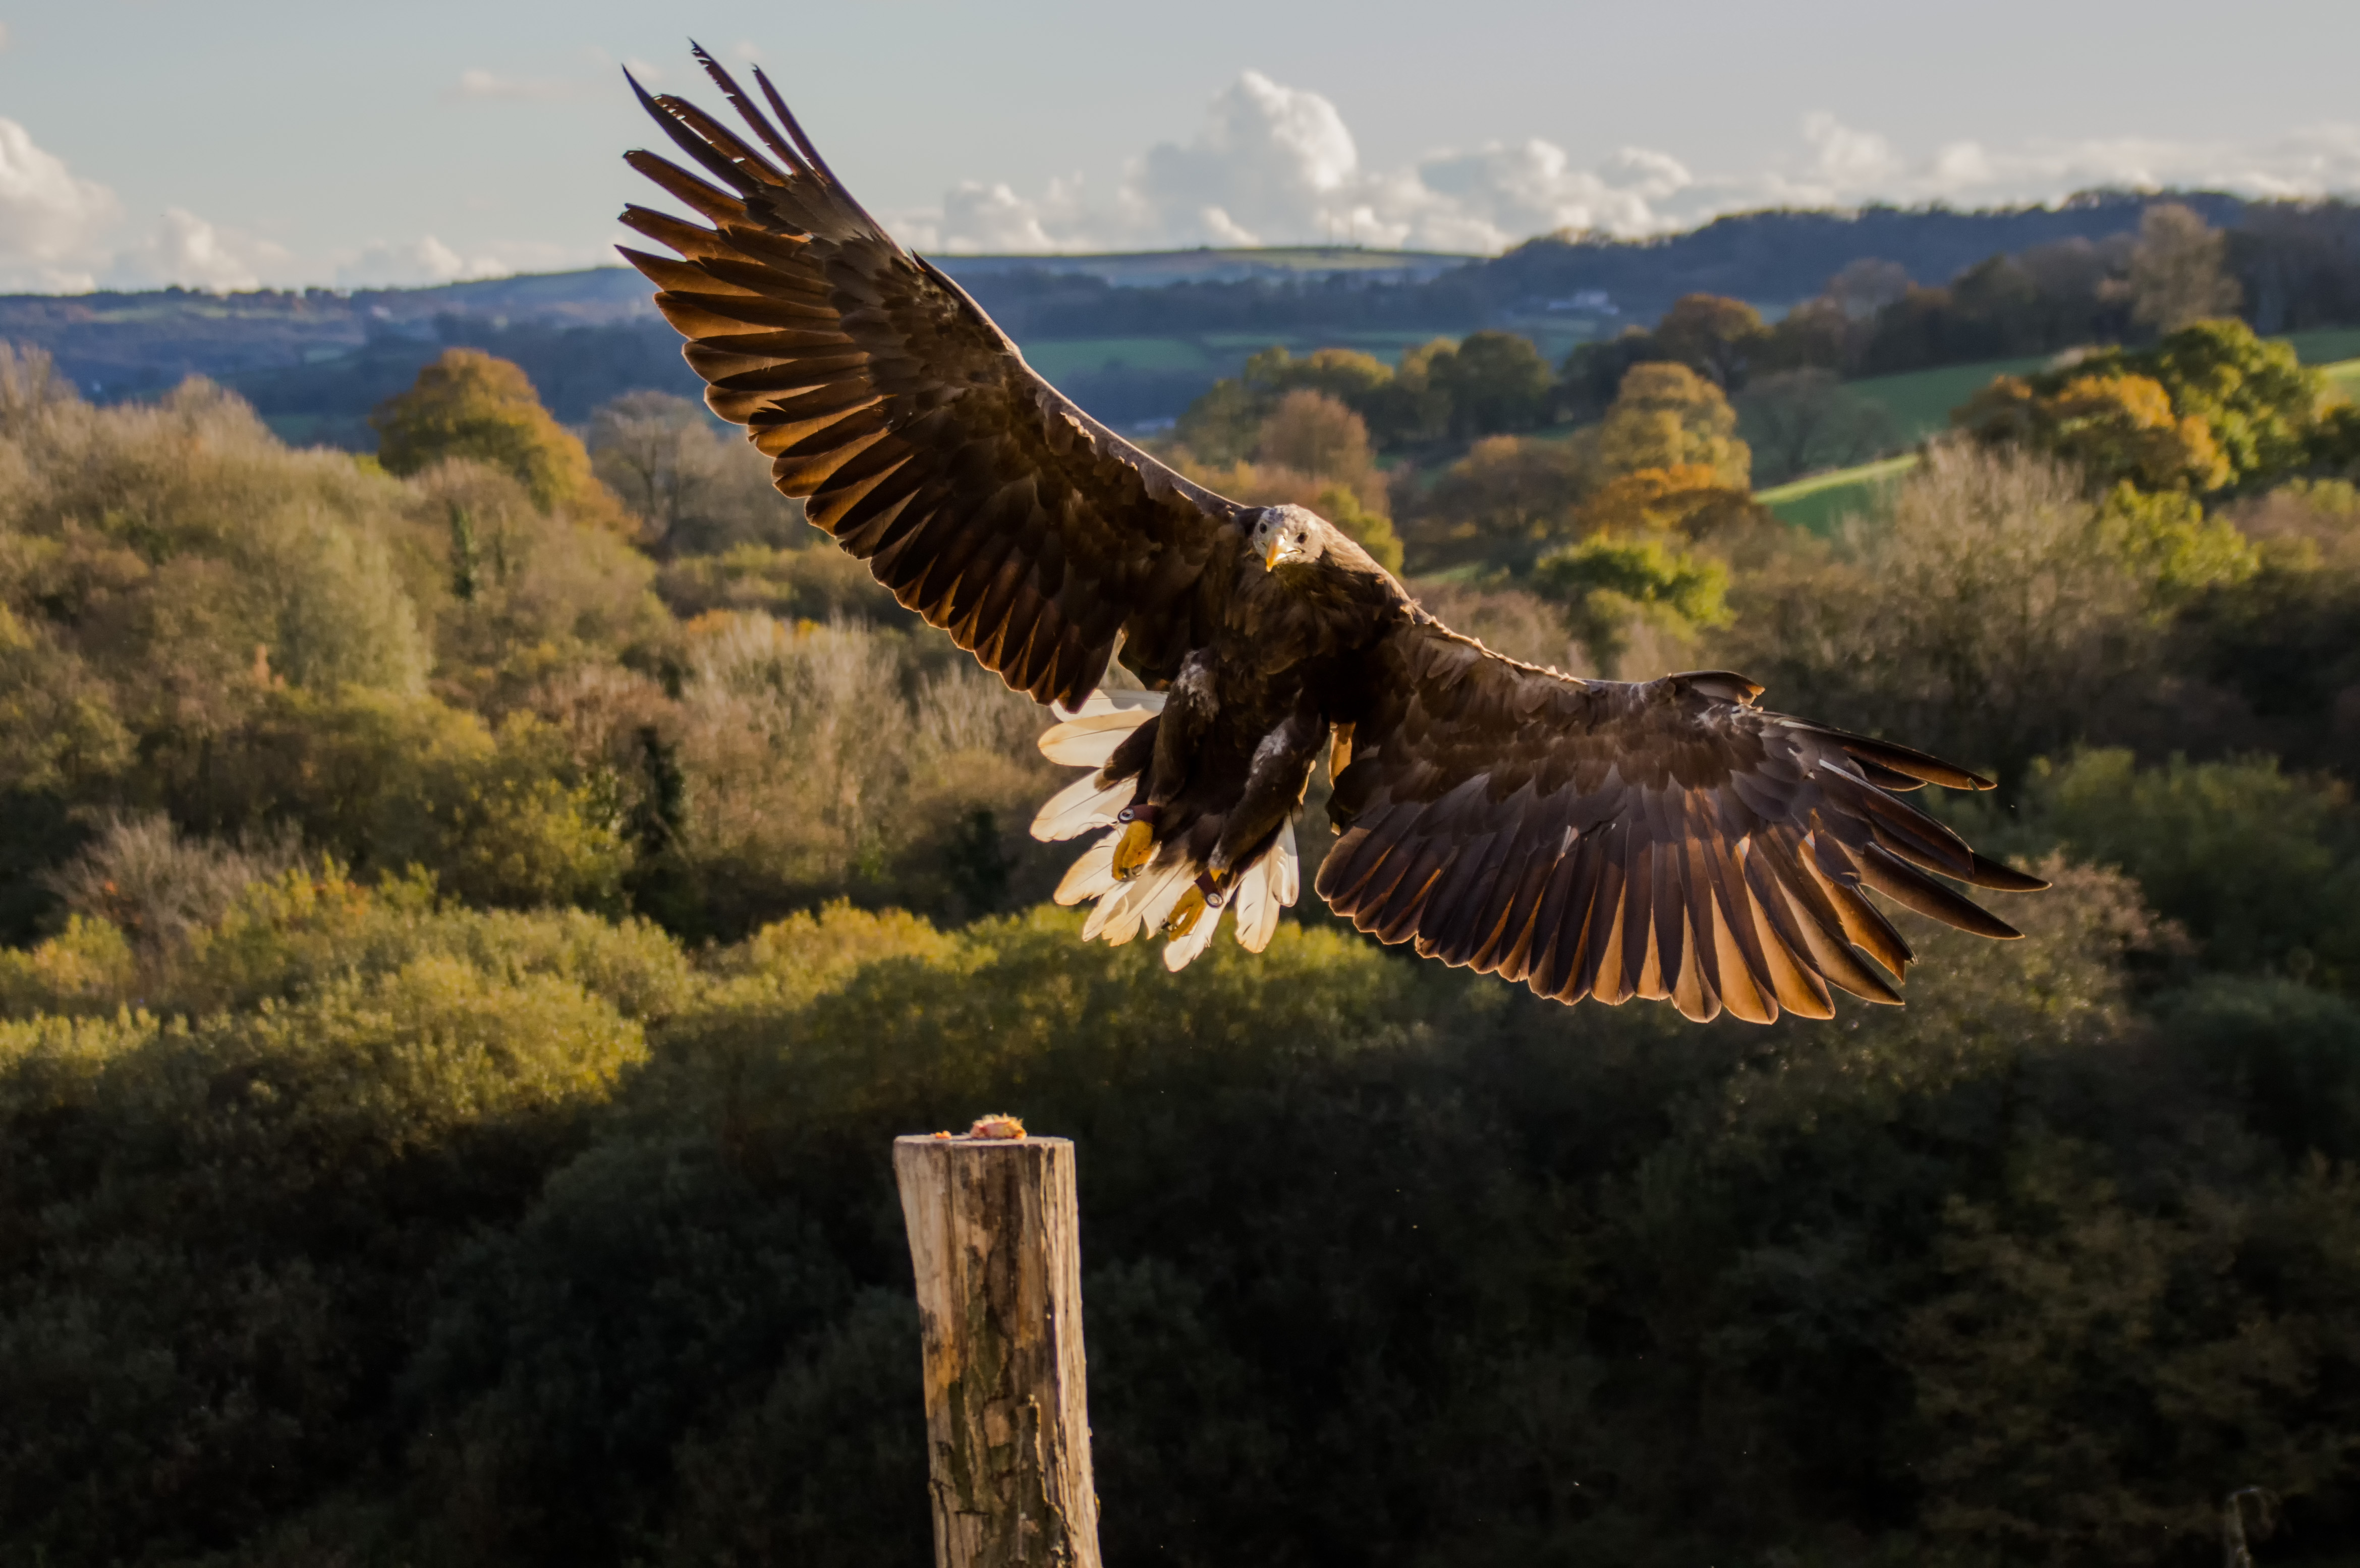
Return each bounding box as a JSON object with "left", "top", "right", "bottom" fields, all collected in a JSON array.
[
  {"left": 1533, "top": 531, "right": 1732, "bottom": 675},
  {"left": 1417, "top": 329, "right": 1555, "bottom": 438},
  {"left": 11, "top": 268, "right": 2360, "bottom": 1568},
  {"left": 2059, "top": 319, "right": 2327, "bottom": 488},
  {"left": 1992, "top": 748, "right": 2360, "bottom": 986},
  {"left": 1175, "top": 331, "right": 1553, "bottom": 461},
  {"left": 2098, "top": 481, "right": 2258, "bottom": 600}
]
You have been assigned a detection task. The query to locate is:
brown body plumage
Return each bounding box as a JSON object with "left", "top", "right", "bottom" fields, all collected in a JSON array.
[{"left": 619, "top": 49, "right": 2047, "bottom": 1021}]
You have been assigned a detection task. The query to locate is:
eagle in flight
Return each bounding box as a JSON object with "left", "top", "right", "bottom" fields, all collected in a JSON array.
[{"left": 620, "top": 49, "right": 2046, "bottom": 1024}]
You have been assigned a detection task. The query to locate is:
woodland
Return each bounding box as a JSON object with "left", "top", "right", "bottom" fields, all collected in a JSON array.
[{"left": 4, "top": 199, "right": 2360, "bottom": 1566}]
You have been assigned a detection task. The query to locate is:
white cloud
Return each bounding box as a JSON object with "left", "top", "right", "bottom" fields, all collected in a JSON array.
[
  {"left": 0, "top": 116, "right": 123, "bottom": 289},
  {"left": 440, "top": 68, "right": 591, "bottom": 104},
  {"left": 104, "top": 207, "right": 291, "bottom": 291},
  {"left": 909, "top": 75, "right": 2360, "bottom": 257},
  {"left": 1128, "top": 70, "right": 1361, "bottom": 247},
  {"left": 333, "top": 236, "right": 508, "bottom": 288}
]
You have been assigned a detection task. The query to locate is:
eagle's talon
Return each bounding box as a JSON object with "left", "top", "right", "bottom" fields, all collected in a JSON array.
[
  {"left": 1165, "top": 887, "right": 1208, "bottom": 938},
  {"left": 1112, "top": 819, "right": 1156, "bottom": 880}
]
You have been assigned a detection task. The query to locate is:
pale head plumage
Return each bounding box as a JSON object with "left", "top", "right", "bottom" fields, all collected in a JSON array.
[{"left": 1250, "top": 504, "right": 1331, "bottom": 572}]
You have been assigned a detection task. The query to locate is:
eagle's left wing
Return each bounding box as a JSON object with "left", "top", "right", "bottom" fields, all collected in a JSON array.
[
  {"left": 1317, "top": 618, "right": 2047, "bottom": 1021},
  {"left": 617, "top": 49, "right": 1259, "bottom": 708}
]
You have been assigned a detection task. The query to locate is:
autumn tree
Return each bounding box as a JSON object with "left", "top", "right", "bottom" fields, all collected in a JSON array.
[
  {"left": 1398, "top": 434, "right": 1591, "bottom": 571},
  {"left": 1956, "top": 371, "right": 2231, "bottom": 493},
  {"left": 1967, "top": 319, "right": 2324, "bottom": 490},
  {"left": 1651, "top": 294, "right": 1770, "bottom": 390},
  {"left": 1170, "top": 390, "right": 1404, "bottom": 571},
  {"left": 373, "top": 350, "right": 627, "bottom": 527},
  {"left": 2127, "top": 202, "right": 2242, "bottom": 334},
  {"left": 1594, "top": 362, "right": 1751, "bottom": 488}
]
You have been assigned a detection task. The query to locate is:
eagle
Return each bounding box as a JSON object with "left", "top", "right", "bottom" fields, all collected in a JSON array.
[{"left": 617, "top": 49, "right": 2047, "bottom": 1024}]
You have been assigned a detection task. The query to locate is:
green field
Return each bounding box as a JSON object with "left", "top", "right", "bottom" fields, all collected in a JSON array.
[
  {"left": 1845, "top": 357, "right": 2050, "bottom": 442},
  {"left": 2321, "top": 357, "right": 2360, "bottom": 403},
  {"left": 1755, "top": 453, "right": 1921, "bottom": 535},
  {"left": 2286, "top": 326, "right": 2360, "bottom": 364}
]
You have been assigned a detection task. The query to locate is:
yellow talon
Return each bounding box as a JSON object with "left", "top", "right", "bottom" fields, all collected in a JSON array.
[
  {"left": 1164, "top": 886, "right": 1207, "bottom": 937},
  {"left": 1113, "top": 819, "right": 1156, "bottom": 880}
]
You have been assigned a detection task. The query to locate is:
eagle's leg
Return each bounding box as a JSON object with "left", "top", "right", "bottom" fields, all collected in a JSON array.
[
  {"left": 1164, "top": 708, "right": 1320, "bottom": 939},
  {"left": 1205, "top": 701, "right": 1325, "bottom": 894},
  {"left": 1114, "top": 649, "right": 1220, "bottom": 880}
]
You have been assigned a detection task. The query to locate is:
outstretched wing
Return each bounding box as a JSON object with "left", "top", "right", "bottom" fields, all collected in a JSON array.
[
  {"left": 619, "top": 48, "right": 1250, "bottom": 707},
  {"left": 1318, "top": 620, "right": 2047, "bottom": 1022}
]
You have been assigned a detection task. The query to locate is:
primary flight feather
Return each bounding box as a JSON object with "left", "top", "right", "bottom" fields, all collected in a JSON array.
[{"left": 618, "top": 48, "right": 2047, "bottom": 1023}]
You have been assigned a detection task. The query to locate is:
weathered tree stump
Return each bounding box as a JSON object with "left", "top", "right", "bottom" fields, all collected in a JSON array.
[{"left": 893, "top": 1133, "right": 1102, "bottom": 1568}]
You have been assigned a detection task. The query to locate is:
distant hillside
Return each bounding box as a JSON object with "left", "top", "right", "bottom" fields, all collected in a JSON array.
[{"left": 1, "top": 191, "right": 2348, "bottom": 441}]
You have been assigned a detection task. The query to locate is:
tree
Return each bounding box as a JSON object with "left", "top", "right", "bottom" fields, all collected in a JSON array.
[
  {"left": 1724, "top": 443, "right": 2165, "bottom": 783},
  {"left": 1398, "top": 435, "right": 1591, "bottom": 572},
  {"left": 1956, "top": 371, "right": 2231, "bottom": 493},
  {"left": 1735, "top": 368, "right": 1899, "bottom": 484},
  {"left": 373, "top": 350, "right": 625, "bottom": 525},
  {"left": 1418, "top": 331, "right": 1554, "bottom": 439},
  {"left": 1168, "top": 391, "right": 1405, "bottom": 574},
  {"left": 1594, "top": 362, "right": 1751, "bottom": 488},
  {"left": 2127, "top": 202, "right": 2242, "bottom": 334},
  {"left": 586, "top": 391, "right": 799, "bottom": 559},
  {"left": 1531, "top": 530, "right": 1731, "bottom": 675},
  {"left": 1255, "top": 388, "right": 1382, "bottom": 499},
  {"left": 2128, "top": 319, "right": 2320, "bottom": 484},
  {"left": 1650, "top": 294, "right": 1770, "bottom": 390},
  {"left": 1572, "top": 464, "right": 1765, "bottom": 540}
]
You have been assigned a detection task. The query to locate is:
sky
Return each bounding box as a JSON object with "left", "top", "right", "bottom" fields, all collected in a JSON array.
[{"left": 1, "top": 0, "right": 2356, "bottom": 292}]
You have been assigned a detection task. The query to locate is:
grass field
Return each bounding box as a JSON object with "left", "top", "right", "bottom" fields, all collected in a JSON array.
[
  {"left": 2321, "top": 358, "right": 2360, "bottom": 403},
  {"left": 1755, "top": 453, "right": 1921, "bottom": 535},
  {"left": 2286, "top": 326, "right": 2360, "bottom": 364},
  {"left": 1845, "top": 357, "right": 2050, "bottom": 442}
]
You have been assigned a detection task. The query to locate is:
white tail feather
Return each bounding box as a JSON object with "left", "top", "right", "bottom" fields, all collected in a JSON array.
[
  {"left": 1038, "top": 710, "right": 1153, "bottom": 768},
  {"left": 1044, "top": 688, "right": 1298, "bottom": 973},
  {"left": 1054, "top": 835, "right": 1121, "bottom": 905},
  {"left": 1053, "top": 688, "right": 1167, "bottom": 722},
  {"left": 1031, "top": 773, "right": 1132, "bottom": 842},
  {"left": 1234, "top": 851, "right": 1281, "bottom": 953}
]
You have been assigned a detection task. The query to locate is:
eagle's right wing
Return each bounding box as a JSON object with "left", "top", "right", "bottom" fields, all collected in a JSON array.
[
  {"left": 620, "top": 48, "right": 1254, "bottom": 707},
  {"left": 1317, "top": 618, "right": 2048, "bottom": 1022}
]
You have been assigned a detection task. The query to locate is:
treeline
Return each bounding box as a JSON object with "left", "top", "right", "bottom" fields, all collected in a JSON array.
[{"left": 8, "top": 338, "right": 2360, "bottom": 1565}]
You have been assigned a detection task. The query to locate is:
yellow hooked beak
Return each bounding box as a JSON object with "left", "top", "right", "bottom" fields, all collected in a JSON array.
[{"left": 1261, "top": 536, "right": 1298, "bottom": 571}]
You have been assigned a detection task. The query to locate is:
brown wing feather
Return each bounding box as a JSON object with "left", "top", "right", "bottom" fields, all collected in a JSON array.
[
  {"left": 1317, "top": 620, "right": 2048, "bottom": 1020},
  {"left": 619, "top": 52, "right": 1251, "bottom": 705}
]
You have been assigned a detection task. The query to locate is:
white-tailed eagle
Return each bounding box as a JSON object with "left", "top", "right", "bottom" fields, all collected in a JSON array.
[{"left": 617, "top": 49, "right": 2045, "bottom": 1023}]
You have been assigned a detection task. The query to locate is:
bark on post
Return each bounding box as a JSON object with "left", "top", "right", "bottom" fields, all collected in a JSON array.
[{"left": 893, "top": 1133, "right": 1102, "bottom": 1568}]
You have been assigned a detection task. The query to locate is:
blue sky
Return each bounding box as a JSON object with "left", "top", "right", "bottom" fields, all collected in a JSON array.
[{"left": 2, "top": 0, "right": 2356, "bottom": 289}]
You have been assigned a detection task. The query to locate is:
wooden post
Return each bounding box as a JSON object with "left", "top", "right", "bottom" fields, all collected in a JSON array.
[{"left": 893, "top": 1133, "right": 1103, "bottom": 1568}]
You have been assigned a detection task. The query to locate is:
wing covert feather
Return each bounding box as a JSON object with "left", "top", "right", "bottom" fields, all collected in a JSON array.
[{"left": 1316, "top": 619, "right": 2044, "bottom": 1020}]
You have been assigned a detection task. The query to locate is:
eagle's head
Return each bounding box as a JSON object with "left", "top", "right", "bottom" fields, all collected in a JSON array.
[{"left": 1251, "top": 504, "right": 1330, "bottom": 572}]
